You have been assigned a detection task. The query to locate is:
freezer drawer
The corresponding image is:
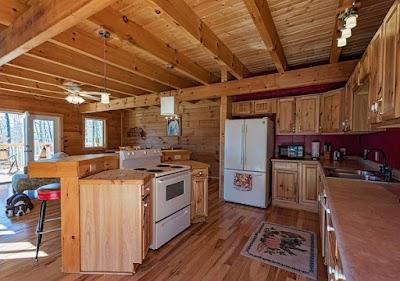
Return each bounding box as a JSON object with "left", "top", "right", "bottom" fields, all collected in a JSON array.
[{"left": 223, "top": 169, "right": 270, "bottom": 208}]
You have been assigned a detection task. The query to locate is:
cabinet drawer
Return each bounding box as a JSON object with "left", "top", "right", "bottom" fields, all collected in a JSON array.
[
  {"left": 192, "top": 168, "right": 208, "bottom": 178},
  {"left": 142, "top": 182, "right": 150, "bottom": 198},
  {"left": 273, "top": 162, "right": 298, "bottom": 171}
]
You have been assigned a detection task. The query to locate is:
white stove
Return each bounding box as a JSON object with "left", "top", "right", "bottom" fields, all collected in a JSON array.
[{"left": 119, "top": 149, "right": 191, "bottom": 249}]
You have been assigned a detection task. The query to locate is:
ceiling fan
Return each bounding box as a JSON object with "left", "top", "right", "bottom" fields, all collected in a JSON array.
[{"left": 64, "top": 30, "right": 111, "bottom": 105}]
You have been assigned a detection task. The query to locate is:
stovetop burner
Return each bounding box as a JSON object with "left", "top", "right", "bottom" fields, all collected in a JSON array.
[
  {"left": 134, "top": 168, "right": 147, "bottom": 171},
  {"left": 147, "top": 169, "right": 164, "bottom": 173},
  {"left": 170, "top": 166, "right": 183, "bottom": 168},
  {"left": 157, "top": 164, "right": 171, "bottom": 167}
]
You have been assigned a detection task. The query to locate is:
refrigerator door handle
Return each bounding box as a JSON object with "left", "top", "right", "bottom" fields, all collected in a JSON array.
[
  {"left": 241, "top": 124, "right": 244, "bottom": 165},
  {"left": 244, "top": 124, "right": 247, "bottom": 166}
]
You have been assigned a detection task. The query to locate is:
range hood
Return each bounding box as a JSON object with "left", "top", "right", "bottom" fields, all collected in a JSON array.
[{"left": 160, "top": 96, "right": 179, "bottom": 116}]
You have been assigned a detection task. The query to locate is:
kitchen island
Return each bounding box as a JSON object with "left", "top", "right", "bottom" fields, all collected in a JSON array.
[{"left": 28, "top": 154, "right": 125, "bottom": 273}]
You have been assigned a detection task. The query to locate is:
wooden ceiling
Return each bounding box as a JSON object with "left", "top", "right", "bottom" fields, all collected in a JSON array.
[{"left": 0, "top": 0, "right": 394, "bottom": 105}]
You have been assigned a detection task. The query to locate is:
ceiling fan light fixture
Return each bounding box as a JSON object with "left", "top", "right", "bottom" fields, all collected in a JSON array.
[
  {"left": 341, "top": 27, "right": 352, "bottom": 39},
  {"left": 66, "top": 94, "right": 85, "bottom": 104},
  {"left": 337, "top": 37, "right": 347, "bottom": 48},
  {"left": 101, "top": 93, "right": 110, "bottom": 104}
]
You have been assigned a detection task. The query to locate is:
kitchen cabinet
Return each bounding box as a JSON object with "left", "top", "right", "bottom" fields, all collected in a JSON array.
[
  {"left": 382, "top": 3, "right": 399, "bottom": 120},
  {"left": 369, "top": 27, "right": 384, "bottom": 124},
  {"left": 161, "top": 150, "right": 192, "bottom": 161},
  {"left": 343, "top": 81, "right": 353, "bottom": 132},
  {"left": 277, "top": 96, "right": 319, "bottom": 135},
  {"left": 79, "top": 170, "right": 153, "bottom": 273},
  {"left": 320, "top": 89, "right": 343, "bottom": 133},
  {"left": 191, "top": 167, "right": 208, "bottom": 223},
  {"left": 232, "top": 99, "right": 277, "bottom": 116},
  {"left": 272, "top": 160, "right": 318, "bottom": 212}
]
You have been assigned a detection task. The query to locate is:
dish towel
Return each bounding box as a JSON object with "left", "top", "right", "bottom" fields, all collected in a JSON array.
[{"left": 233, "top": 173, "right": 253, "bottom": 191}]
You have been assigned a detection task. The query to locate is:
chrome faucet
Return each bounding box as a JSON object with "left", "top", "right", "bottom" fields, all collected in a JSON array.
[{"left": 364, "top": 148, "right": 393, "bottom": 181}]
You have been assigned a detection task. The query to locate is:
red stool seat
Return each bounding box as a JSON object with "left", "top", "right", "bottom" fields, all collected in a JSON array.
[{"left": 37, "top": 183, "right": 61, "bottom": 201}]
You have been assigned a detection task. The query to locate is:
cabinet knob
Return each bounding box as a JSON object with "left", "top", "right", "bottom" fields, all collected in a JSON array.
[
  {"left": 198, "top": 171, "right": 203, "bottom": 176},
  {"left": 292, "top": 125, "right": 295, "bottom": 133},
  {"left": 144, "top": 203, "right": 148, "bottom": 207},
  {"left": 327, "top": 225, "right": 334, "bottom": 232}
]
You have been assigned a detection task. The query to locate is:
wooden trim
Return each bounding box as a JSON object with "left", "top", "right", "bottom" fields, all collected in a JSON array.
[
  {"left": 243, "top": 0, "right": 288, "bottom": 73},
  {"left": 79, "top": 60, "right": 358, "bottom": 113},
  {"left": 219, "top": 96, "right": 232, "bottom": 198},
  {"left": 0, "top": 0, "right": 117, "bottom": 66},
  {"left": 148, "top": 0, "right": 251, "bottom": 79},
  {"left": 88, "top": 8, "right": 219, "bottom": 85}
]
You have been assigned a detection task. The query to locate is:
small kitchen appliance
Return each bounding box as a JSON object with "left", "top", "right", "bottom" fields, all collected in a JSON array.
[
  {"left": 120, "top": 148, "right": 191, "bottom": 249},
  {"left": 278, "top": 145, "right": 304, "bottom": 159},
  {"left": 311, "top": 141, "right": 320, "bottom": 160}
]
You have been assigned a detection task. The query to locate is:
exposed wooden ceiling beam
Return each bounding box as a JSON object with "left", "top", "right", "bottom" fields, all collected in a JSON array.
[
  {"left": 329, "top": 0, "right": 356, "bottom": 63},
  {"left": 0, "top": 64, "right": 124, "bottom": 98},
  {"left": 7, "top": 56, "right": 140, "bottom": 97},
  {"left": 0, "top": 0, "right": 117, "bottom": 66},
  {"left": 0, "top": 74, "right": 66, "bottom": 94},
  {"left": 50, "top": 27, "right": 196, "bottom": 90},
  {"left": 26, "top": 42, "right": 170, "bottom": 94},
  {"left": 147, "top": 0, "right": 251, "bottom": 80},
  {"left": 80, "top": 60, "right": 357, "bottom": 113},
  {"left": 0, "top": 0, "right": 29, "bottom": 26},
  {"left": 88, "top": 8, "right": 219, "bottom": 85},
  {"left": 0, "top": 83, "right": 67, "bottom": 100},
  {"left": 243, "top": 0, "right": 288, "bottom": 73}
]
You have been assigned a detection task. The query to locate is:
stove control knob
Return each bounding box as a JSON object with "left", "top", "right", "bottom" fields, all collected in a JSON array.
[
  {"left": 127, "top": 152, "right": 131, "bottom": 156},
  {"left": 132, "top": 152, "right": 135, "bottom": 156},
  {"left": 144, "top": 151, "right": 147, "bottom": 155}
]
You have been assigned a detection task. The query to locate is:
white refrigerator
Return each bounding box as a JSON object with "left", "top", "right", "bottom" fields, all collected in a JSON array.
[{"left": 224, "top": 117, "right": 274, "bottom": 208}]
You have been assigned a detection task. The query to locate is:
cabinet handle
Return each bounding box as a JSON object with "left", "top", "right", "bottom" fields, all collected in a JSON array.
[
  {"left": 198, "top": 171, "right": 203, "bottom": 176},
  {"left": 298, "top": 125, "right": 301, "bottom": 132},
  {"left": 144, "top": 203, "right": 148, "bottom": 207},
  {"left": 292, "top": 125, "right": 296, "bottom": 133},
  {"left": 327, "top": 225, "right": 334, "bottom": 232}
]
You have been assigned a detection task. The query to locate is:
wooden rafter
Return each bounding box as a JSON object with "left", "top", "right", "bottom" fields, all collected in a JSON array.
[
  {"left": 0, "top": 0, "right": 29, "bottom": 26},
  {"left": 26, "top": 42, "right": 169, "bottom": 94},
  {"left": 80, "top": 60, "right": 358, "bottom": 113},
  {"left": 7, "top": 56, "right": 140, "bottom": 97},
  {"left": 50, "top": 27, "right": 196, "bottom": 90},
  {"left": 147, "top": 0, "right": 252, "bottom": 80},
  {"left": 88, "top": 8, "right": 219, "bottom": 85},
  {"left": 0, "top": 0, "right": 117, "bottom": 66},
  {"left": 0, "top": 83, "right": 67, "bottom": 100},
  {"left": 243, "top": 0, "right": 288, "bottom": 73}
]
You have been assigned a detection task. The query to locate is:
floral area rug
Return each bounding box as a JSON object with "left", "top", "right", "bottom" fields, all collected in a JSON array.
[{"left": 241, "top": 221, "right": 317, "bottom": 280}]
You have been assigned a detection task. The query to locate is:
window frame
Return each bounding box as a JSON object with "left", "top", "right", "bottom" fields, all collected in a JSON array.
[{"left": 83, "top": 117, "right": 107, "bottom": 150}]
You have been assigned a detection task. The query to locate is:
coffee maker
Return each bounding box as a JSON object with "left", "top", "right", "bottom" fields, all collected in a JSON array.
[{"left": 311, "top": 141, "right": 320, "bottom": 160}]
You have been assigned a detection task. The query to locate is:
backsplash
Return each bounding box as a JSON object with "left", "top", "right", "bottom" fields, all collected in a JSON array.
[{"left": 360, "top": 129, "right": 400, "bottom": 170}]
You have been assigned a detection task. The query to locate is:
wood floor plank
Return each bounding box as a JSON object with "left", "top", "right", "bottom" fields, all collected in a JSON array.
[{"left": 0, "top": 180, "right": 327, "bottom": 281}]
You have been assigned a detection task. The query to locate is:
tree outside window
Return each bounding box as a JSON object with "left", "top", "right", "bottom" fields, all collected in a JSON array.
[{"left": 85, "top": 118, "right": 106, "bottom": 148}]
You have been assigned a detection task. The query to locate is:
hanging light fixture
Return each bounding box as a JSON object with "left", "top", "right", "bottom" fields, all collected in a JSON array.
[
  {"left": 66, "top": 93, "right": 85, "bottom": 104},
  {"left": 345, "top": 13, "right": 358, "bottom": 29},
  {"left": 99, "top": 30, "right": 110, "bottom": 104},
  {"left": 337, "top": 37, "right": 347, "bottom": 48},
  {"left": 341, "top": 27, "right": 352, "bottom": 39}
]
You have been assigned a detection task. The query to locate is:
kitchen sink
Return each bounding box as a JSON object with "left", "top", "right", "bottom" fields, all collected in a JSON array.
[{"left": 323, "top": 168, "right": 393, "bottom": 182}]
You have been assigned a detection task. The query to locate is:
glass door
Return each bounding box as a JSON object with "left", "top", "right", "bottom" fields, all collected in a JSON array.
[{"left": 24, "top": 113, "right": 61, "bottom": 164}]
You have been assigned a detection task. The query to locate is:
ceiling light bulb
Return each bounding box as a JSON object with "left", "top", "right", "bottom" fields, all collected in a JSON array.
[
  {"left": 341, "top": 28, "right": 352, "bottom": 39},
  {"left": 345, "top": 14, "right": 358, "bottom": 29},
  {"left": 101, "top": 93, "right": 110, "bottom": 104},
  {"left": 66, "top": 94, "right": 74, "bottom": 103},
  {"left": 77, "top": 96, "right": 85, "bottom": 104},
  {"left": 337, "top": 37, "right": 347, "bottom": 48}
]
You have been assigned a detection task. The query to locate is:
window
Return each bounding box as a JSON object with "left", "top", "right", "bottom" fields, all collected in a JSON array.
[{"left": 84, "top": 118, "right": 106, "bottom": 148}]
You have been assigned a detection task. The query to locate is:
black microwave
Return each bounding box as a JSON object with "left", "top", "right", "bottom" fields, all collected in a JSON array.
[{"left": 278, "top": 145, "right": 304, "bottom": 159}]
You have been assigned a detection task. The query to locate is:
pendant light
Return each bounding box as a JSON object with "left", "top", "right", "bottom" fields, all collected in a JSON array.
[
  {"left": 99, "top": 30, "right": 110, "bottom": 104},
  {"left": 337, "top": 37, "right": 347, "bottom": 48}
]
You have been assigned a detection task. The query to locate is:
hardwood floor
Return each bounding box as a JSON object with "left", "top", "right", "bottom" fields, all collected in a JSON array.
[{"left": 0, "top": 180, "right": 327, "bottom": 281}]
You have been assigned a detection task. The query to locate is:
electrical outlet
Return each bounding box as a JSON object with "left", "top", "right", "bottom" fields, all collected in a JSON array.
[{"left": 375, "top": 152, "right": 379, "bottom": 161}]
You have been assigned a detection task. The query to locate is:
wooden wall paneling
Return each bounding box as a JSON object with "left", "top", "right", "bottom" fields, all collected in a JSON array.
[
  {"left": 122, "top": 100, "right": 220, "bottom": 177},
  {"left": 148, "top": 0, "right": 251, "bottom": 79},
  {"left": 0, "top": 0, "right": 117, "bottom": 66},
  {"left": 80, "top": 60, "right": 358, "bottom": 113}
]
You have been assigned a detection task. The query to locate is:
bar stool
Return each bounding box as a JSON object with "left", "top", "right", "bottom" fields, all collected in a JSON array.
[{"left": 35, "top": 183, "right": 61, "bottom": 261}]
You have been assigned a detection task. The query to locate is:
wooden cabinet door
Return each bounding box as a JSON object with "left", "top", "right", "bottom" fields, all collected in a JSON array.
[
  {"left": 277, "top": 98, "right": 296, "bottom": 134},
  {"left": 358, "top": 48, "right": 370, "bottom": 85},
  {"left": 191, "top": 168, "right": 208, "bottom": 222},
  {"left": 369, "top": 27, "right": 384, "bottom": 124},
  {"left": 273, "top": 169, "right": 298, "bottom": 202},
  {"left": 233, "top": 101, "right": 253, "bottom": 116},
  {"left": 343, "top": 81, "right": 353, "bottom": 131},
  {"left": 382, "top": 4, "right": 399, "bottom": 120},
  {"left": 296, "top": 95, "right": 320, "bottom": 134},
  {"left": 299, "top": 164, "right": 318, "bottom": 205},
  {"left": 254, "top": 99, "right": 277, "bottom": 114},
  {"left": 142, "top": 195, "right": 151, "bottom": 259},
  {"left": 320, "top": 90, "right": 343, "bottom": 133}
]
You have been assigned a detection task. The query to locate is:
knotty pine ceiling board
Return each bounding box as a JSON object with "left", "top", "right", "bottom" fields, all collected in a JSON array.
[
  {"left": 340, "top": 0, "right": 395, "bottom": 60},
  {"left": 185, "top": 0, "right": 276, "bottom": 74},
  {"left": 268, "top": 0, "right": 339, "bottom": 67}
]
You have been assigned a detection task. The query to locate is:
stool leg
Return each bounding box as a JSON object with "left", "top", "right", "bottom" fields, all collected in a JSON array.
[{"left": 35, "top": 200, "right": 47, "bottom": 261}]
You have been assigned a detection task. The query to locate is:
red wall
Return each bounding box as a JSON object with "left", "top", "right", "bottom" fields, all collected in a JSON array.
[{"left": 360, "top": 129, "right": 400, "bottom": 170}]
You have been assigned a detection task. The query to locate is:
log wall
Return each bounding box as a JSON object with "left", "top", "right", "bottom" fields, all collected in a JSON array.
[
  {"left": 122, "top": 100, "right": 220, "bottom": 177},
  {"left": 0, "top": 93, "right": 122, "bottom": 155}
]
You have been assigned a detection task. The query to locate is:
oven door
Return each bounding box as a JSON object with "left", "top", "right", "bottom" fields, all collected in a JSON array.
[{"left": 155, "top": 171, "right": 191, "bottom": 222}]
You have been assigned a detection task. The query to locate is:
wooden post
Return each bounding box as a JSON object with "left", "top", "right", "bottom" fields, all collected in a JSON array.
[{"left": 219, "top": 67, "right": 232, "bottom": 198}]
